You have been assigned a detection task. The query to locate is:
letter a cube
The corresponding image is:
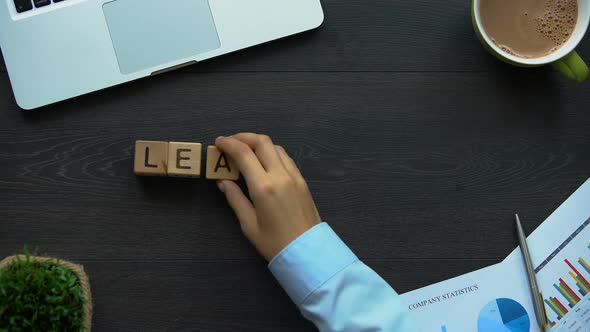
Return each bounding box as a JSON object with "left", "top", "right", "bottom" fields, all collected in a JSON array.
[{"left": 206, "top": 146, "right": 239, "bottom": 180}]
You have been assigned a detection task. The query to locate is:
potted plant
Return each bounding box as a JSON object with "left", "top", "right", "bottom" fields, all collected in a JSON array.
[{"left": 0, "top": 250, "right": 92, "bottom": 331}]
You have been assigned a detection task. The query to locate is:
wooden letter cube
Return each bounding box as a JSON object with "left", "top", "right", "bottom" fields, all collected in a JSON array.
[
  {"left": 167, "top": 142, "right": 202, "bottom": 178},
  {"left": 206, "top": 146, "right": 239, "bottom": 180},
  {"left": 134, "top": 140, "right": 169, "bottom": 176}
]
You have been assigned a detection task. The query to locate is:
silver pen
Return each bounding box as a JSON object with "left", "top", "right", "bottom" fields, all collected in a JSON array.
[{"left": 515, "top": 214, "right": 548, "bottom": 332}]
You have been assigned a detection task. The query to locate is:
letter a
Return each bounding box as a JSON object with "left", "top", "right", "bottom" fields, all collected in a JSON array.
[{"left": 215, "top": 153, "right": 232, "bottom": 173}]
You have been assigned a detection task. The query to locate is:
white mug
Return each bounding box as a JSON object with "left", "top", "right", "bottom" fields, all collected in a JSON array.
[{"left": 472, "top": 0, "right": 590, "bottom": 82}]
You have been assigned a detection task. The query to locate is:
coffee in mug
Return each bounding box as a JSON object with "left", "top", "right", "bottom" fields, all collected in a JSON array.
[{"left": 479, "top": 0, "right": 578, "bottom": 59}]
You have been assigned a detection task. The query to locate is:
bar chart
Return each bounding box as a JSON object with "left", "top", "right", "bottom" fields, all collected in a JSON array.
[
  {"left": 543, "top": 258, "right": 590, "bottom": 324},
  {"left": 538, "top": 236, "right": 590, "bottom": 330}
]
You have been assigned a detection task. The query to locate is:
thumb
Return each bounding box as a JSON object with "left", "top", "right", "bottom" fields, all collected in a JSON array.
[{"left": 217, "top": 180, "right": 258, "bottom": 236}]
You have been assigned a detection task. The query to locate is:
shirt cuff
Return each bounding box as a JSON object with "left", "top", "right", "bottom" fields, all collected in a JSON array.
[{"left": 268, "top": 222, "right": 359, "bottom": 306}]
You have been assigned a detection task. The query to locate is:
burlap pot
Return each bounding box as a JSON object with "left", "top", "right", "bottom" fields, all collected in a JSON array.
[{"left": 0, "top": 255, "right": 93, "bottom": 331}]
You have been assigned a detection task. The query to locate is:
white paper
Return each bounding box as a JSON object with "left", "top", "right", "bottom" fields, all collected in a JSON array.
[{"left": 400, "top": 178, "right": 590, "bottom": 331}]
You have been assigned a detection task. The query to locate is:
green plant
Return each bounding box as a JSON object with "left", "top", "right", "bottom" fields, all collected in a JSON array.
[{"left": 0, "top": 250, "right": 87, "bottom": 332}]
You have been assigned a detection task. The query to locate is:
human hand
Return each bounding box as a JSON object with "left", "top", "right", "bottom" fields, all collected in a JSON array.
[{"left": 215, "top": 133, "right": 321, "bottom": 261}]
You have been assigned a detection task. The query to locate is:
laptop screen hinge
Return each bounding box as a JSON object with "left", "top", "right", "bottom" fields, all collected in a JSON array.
[{"left": 151, "top": 60, "right": 197, "bottom": 76}]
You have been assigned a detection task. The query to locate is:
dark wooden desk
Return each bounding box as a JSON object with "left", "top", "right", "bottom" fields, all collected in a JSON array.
[{"left": 1, "top": 1, "right": 589, "bottom": 331}]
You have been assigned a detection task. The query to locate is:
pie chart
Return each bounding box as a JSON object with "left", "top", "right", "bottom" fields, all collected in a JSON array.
[{"left": 477, "top": 298, "right": 530, "bottom": 332}]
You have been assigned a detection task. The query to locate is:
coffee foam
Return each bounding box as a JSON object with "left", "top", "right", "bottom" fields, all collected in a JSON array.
[
  {"left": 491, "top": 40, "right": 520, "bottom": 57},
  {"left": 533, "top": 0, "right": 577, "bottom": 49},
  {"left": 482, "top": 0, "right": 578, "bottom": 59}
]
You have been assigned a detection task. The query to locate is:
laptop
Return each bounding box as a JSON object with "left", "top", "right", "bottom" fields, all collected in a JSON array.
[{"left": 0, "top": 0, "right": 324, "bottom": 110}]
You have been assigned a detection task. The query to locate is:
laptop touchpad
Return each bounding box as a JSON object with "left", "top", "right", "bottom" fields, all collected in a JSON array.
[{"left": 103, "top": 0, "right": 220, "bottom": 75}]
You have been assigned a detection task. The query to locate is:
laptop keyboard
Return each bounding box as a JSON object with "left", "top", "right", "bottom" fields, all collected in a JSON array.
[{"left": 14, "top": 0, "right": 65, "bottom": 13}]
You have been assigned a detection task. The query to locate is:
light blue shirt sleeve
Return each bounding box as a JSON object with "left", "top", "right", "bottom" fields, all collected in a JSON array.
[{"left": 268, "top": 223, "right": 417, "bottom": 332}]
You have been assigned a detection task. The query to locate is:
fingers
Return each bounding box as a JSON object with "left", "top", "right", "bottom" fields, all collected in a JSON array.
[
  {"left": 275, "top": 146, "right": 320, "bottom": 222},
  {"left": 215, "top": 136, "right": 267, "bottom": 182},
  {"left": 217, "top": 180, "right": 258, "bottom": 236},
  {"left": 232, "top": 133, "right": 284, "bottom": 172},
  {"left": 275, "top": 146, "right": 303, "bottom": 179}
]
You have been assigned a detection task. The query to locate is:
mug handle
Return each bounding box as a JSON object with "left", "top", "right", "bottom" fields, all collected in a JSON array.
[{"left": 552, "top": 51, "right": 589, "bottom": 83}]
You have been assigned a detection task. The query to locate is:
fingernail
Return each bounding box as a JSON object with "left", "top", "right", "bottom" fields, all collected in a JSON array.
[{"left": 217, "top": 181, "right": 225, "bottom": 193}]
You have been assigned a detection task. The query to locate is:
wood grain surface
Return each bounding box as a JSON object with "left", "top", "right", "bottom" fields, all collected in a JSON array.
[{"left": 1, "top": 0, "right": 590, "bottom": 330}]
